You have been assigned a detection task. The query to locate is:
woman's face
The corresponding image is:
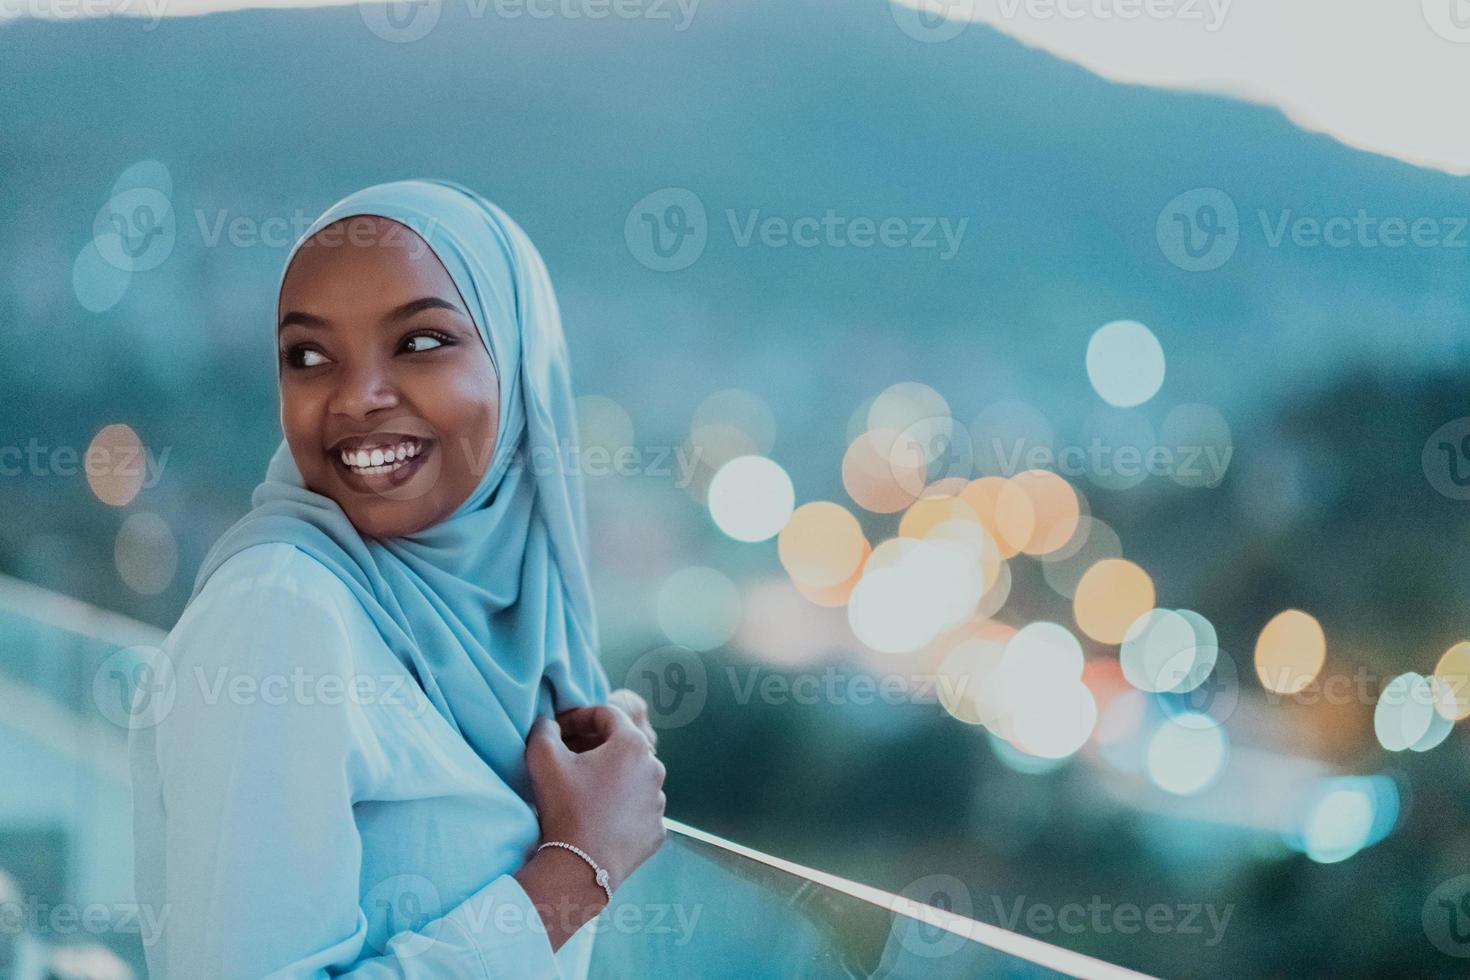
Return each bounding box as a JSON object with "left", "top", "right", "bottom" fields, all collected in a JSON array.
[{"left": 276, "top": 216, "right": 500, "bottom": 538}]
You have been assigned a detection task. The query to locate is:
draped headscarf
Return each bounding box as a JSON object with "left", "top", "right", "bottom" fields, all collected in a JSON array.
[{"left": 191, "top": 179, "right": 609, "bottom": 795}]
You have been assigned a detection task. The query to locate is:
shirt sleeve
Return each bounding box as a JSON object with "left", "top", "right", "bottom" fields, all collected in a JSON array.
[{"left": 131, "top": 544, "right": 563, "bottom": 980}]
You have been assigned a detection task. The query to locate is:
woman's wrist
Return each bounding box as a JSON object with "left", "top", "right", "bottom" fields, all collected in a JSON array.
[{"left": 513, "top": 844, "right": 610, "bottom": 952}]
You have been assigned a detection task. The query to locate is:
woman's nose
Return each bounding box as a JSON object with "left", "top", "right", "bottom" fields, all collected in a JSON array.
[{"left": 329, "top": 360, "right": 400, "bottom": 420}]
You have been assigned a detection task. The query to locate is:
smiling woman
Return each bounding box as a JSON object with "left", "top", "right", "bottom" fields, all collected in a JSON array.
[
  {"left": 276, "top": 215, "right": 501, "bottom": 538},
  {"left": 129, "top": 181, "right": 666, "bottom": 979}
]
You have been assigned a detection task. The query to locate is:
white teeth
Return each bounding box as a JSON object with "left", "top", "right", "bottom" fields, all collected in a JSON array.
[{"left": 338, "top": 438, "right": 425, "bottom": 474}]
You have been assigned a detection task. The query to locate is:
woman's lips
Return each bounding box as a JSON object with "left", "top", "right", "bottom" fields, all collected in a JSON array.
[{"left": 330, "top": 436, "right": 435, "bottom": 494}]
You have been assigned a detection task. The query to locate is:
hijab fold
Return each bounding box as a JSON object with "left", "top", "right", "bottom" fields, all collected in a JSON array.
[{"left": 192, "top": 179, "right": 609, "bottom": 795}]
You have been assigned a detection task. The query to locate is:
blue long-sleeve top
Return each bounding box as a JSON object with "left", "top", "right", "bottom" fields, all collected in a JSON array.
[{"left": 129, "top": 543, "right": 595, "bottom": 978}]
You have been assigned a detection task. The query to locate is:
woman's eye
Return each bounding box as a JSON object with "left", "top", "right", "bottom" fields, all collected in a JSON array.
[
  {"left": 402, "top": 331, "right": 450, "bottom": 354},
  {"left": 282, "top": 345, "right": 331, "bottom": 369}
]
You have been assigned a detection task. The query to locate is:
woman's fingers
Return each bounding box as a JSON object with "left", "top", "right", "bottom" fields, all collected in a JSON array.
[
  {"left": 607, "top": 688, "right": 658, "bottom": 750},
  {"left": 524, "top": 716, "right": 571, "bottom": 784},
  {"left": 555, "top": 704, "right": 631, "bottom": 749}
]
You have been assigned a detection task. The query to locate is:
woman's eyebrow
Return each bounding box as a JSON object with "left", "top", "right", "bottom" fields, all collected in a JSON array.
[
  {"left": 278, "top": 310, "right": 329, "bottom": 331},
  {"left": 278, "top": 297, "right": 467, "bottom": 332},
  {"left": 385, "top": 296, "right": 467, "bottom": 323}
]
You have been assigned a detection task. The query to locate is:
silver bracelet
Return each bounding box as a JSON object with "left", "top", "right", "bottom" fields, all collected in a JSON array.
[{"left": 535, "top": 840, "right": 613, "bottom": 903}]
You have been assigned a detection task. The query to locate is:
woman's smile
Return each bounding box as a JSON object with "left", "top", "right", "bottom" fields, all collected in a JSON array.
[{"left": 329, "top": 431, "right": 436, "bottom": 492}]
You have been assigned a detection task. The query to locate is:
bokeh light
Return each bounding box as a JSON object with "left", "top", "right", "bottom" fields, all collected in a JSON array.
[
  {"left": 1120, "top": 608, "right": 1219, "bottom": 694},
  {"left": 842, "top": 427, "right": 924, "bottom": 514},
  {"left": 957, "top": 477, "right": 1034, "bottom": 558},
  {"left": 1293, "top": 775, "right": 1399, "bottom": 864},
  {"left": 574, "top": 395, "right": 635, "bottom": 462},
  {"left": 1432, "top": 640, "right": 1470, "bottom": 720},
  {"left": 1011, "top": 469, "right": 1080, "bottom": 556},
  {"left": 1073, "top": 558, "right": 1156, "bottom": 644},
  {"left": 1373, "top": 672, "right": 1454, "bottom": 753},
  {"left": 1254, "top": 609, "right": 1326, "bottom": 695},
  {"left": 657, "top": 566, "right": 743, "bottom": 651},
  {"left": 1373, "top": 672, "right": 1434, "bottom": 752},
  {"left": 114, "top": 511, "right": 177, "bottom": 595},
  {"left": 778, "top": 501, "right": 869, "bottom": 590},
  {"left": 1145, "top": 714, "right": 1227, "bottom": 795},
  {"left": 707, "top": 455, "right": 794, "bottom": 542},
  {"left": 1086, "top": 319, "right": 1165, "bottom": 408},
  {"left": 1159, "top": 402, "right": 1234, "bottom": 488},
  {"left": 1041, "top": 516, "right": 1122, "bottom": 599},
  {"left": 86, "top": 423, "right": 146, "bottom": 507}
]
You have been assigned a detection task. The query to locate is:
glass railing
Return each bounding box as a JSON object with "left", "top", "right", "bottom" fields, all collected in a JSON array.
[
  {"left": 597, "top": 820, "right": 1145, "bottom": 980},
  {"left": 0, "top": 574, "right": 1146, "bottom": 979}
]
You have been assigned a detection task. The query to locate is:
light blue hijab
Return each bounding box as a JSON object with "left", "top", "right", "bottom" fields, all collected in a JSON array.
[{"left": 192, "top": 179, "right": 609, "bottom": 796}]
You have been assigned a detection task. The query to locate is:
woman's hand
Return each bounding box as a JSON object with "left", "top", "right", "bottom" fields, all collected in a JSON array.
[{"left": 524, "top": 704, "right": 667, "bottom": 891}]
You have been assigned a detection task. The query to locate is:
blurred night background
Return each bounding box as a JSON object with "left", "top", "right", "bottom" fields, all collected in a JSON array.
[{"left": 3, "top": 0, "right": 1470, "bottom": 976}]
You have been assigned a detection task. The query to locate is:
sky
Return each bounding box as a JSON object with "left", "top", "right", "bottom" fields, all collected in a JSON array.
[
  {"left": 891, "top": 0, "right": 1470, "bottom": 176},
  {"left": 4, "top": 0, "right": 1469, "bottom": 176}
]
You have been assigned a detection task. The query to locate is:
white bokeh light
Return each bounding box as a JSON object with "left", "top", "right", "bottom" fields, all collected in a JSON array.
[
  {"left": 1086, "top": 320, "right": 1165, "bottom": 408},
  {"left": 1146, "top": 714, "right": 1227, "bottom": 796},
  {"left": 707, "top": 455, "right": 795, "bottom": 543}
]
